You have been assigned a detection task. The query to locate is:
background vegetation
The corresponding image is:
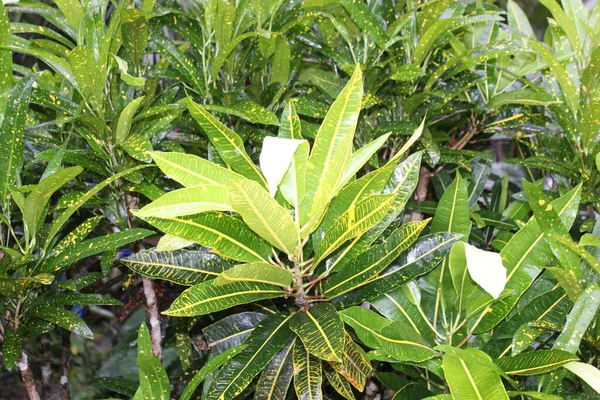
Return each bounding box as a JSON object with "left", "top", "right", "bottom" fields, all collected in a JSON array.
[{"left": 1, "top": 0, "right": 600, "bottom": 399}]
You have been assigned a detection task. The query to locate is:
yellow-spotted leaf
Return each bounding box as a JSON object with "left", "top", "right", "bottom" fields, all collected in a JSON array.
[
  {"left": 230, "top": 179, "right": 298, "bottom": 254},
  {"left": 187, "top": 99, "right": 267, "bottom": 186},
  {"left": 293, "top": 341, "right": 323, "bottom": 400},
  {"left": 214, "top": 262, "right": 293, "bottom": 288},
  {"left": 324, "top": 364, "right": 354, "bottom": 400},
  {"left": 164, "top": 280, "right": 284, "bottom": 316},
  {"left": 134, "top": 185, "right": 232, "bottom": 218},
  {"left": 290, "top": 303, "right": 344, "bottom": 362},
  {"left": 329, "top": 333, "right": 372, "bottom": 391}
]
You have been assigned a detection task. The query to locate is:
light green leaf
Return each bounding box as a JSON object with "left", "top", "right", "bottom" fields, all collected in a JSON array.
[
  {"left": 554, "top": 284, "right": 600, "bottom": 353},
  {"left": 563, "top": 362, "right": 600, "bottom": 395},
  {"left": 53, "top": 0, "right": 83, "bottom": 29},
  {"left": 339, "top": 306, "right": 391, "bottom": 349},
  {"left": 187, "top": 99, "right": 267, "bottom": 186},
  {"left": 135, "top": 185, "right": 232, "bottom": 218},
  {"left": 230, "top": 179, "right": 298, "bottom": 254},
  {"left": 115, "top": 97, "right": 145, "bottom": 144},
  {"left": 136, "top": 324, "right": 170, "bottom": 400},
  {"left": 299, "top": 66, "right": 363, "bottom": 236},
  {"left": 121, "top": 249, "right": 232, "bottom": 285},
  {"left": 0, "top": 2, "right": 12, "bottom": 117},
  {"left": 121, "top": 9, "right": 148, "bottom": 71},
  {"left": 214, "top": 262, "right": 293, "bottom": 288},
  {"left": 495, "top": 350, "right": 578, "bottom": 375},
  {"left": 290, "top": 303, "right": 344, "bottom": 362},
  {"left": 156, "top": 234, "right": 194, "bottom": 252},
  {"left": 163, "top": 281, "right": 284, "bottom": 316},
  {"left": 280, "top": 140, "right": 309, "bottom": 211},
  {"left": 67, "top": 46, "right": 103, "bottom": 111}
]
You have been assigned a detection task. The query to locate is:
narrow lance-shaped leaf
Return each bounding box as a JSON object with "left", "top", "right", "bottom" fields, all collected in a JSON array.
[
  {"left": 0, "top": 74, "right": 36, "bottom": 202},
  {"left": 203, "top": 312, "right": 267, "bottom": 354},
  {"left": 230, "top": 179, "right": 298, "bottom": 254},
  {"left": 121, "top": 249, "right": 233, "bottom": 285},
  {"left": 494, "top": 350, "right": 578, "bottom": 376},
  {"left": 67, "top": 46, "right": 103, "bottom": 112},
  {"left": 329, "top": 333, "right": 372, "bottom": 391},
  {"left": 187, "top": 99, "right": 267, "bottom": 186},
  {"left": 136, "top": 324, "right": 170, "bottom": 400},
  {"left": 115, "top": 96, "right": 145, "bottom": 144},
  {"left": 206, "top": 314, "right": 294, "bottom": 400},
  {"left": 290, "top": 303, "right": 345, "bottom": 362},
  {"left": 260, "top": 137, "right": 303, "bottom": 197},
  {"left": 121, "top": 9, "right": 148, "bottom": 71},
  {"left": 164, "top": 280, "right": 284, "bottom": 317},
  {"left": 293, "top": 341, "right": 323, "bottom": 400},
  {"left": 0, "top": 2, "right": 12, "bottom": 117},
  {"left": 134, "top": 185, "right": 233, "bottom": 218},
  {"left": 299, "top": 66, "right": 363, "bottom": 236},
  {"left": 29, "top": 304, "right": 93, "bottom": 338},
  {"left": 254, "top": 337, "right": 296, "bottom": 400}
]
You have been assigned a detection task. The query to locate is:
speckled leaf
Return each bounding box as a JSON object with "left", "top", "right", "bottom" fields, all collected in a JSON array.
[
  {"left": 279, "top": 102, "right": 302, "bottom": 140},
  {"left": 122, "top": 249, "right": 232, "bottom": 285},
  {"left": 2, "top": 328, "right": 21, "bottom": 368},
  {"left": 45, "top": 293, "right": 122, "bottom": 306},
  {"left": 121, "top": 133, "right": 153, "bottom": 162},
  {"left": 206, "top": 314, "right": 293, "bottom": 399},
  {"left": 140, "top": 213, "right": 272, "bottom": 263},
  {"left": 67, "top": 46, "right": 103, "bottom": 111},
  {"left": 151, "top": 32, "right": 203, "bottom": 92},
  {"left": 0, "top": 74, "right": 36, "bottom": 201},
  {"left": 554, "top": 284, "right": 600, "bottom": 354},
  {"left": 150, "top": 151, "right": 246, "bottom": 189},
  {"left": 293, "top": 341, "right": 323, "bottom": 400},
  {"left": 214, "top": 263, "right": 293, "bottom": 288},
  {"left": 290, "top": 303, "right": 344, "bottom": 362},
  {"left": 164, "top": 280, "right": 284, "bottom": 316},
  {"left": 187, "top": 99, "right": 267, "bottom": 186},
  {"left": 23, "top": 167, "right": 82, "bottom": 236},
  {"left": 230, "top": 179, "right": 298, "bottom": 254},
  {"left": 340, "top": 0, "right": 389, "bottom": 48},
  {"left": 495, "top": 350, "right": 578, "bottom": 375},
  {"left": 88, "top": 378, "right": 139, "bottom": 397},
  {"left": 0, "top": 2, "right": 12, "bottom": 116},
  {"left": 135, "top": 185, "right": 232, "bottom": 218},
  {"left": 299, "top": 66, "right": 363, "bottom": 236},
  {"left": 121, "top": 9, "right": 148, "bottom": 70},
  {"left": 210, "top": 32, "right": 258, "bottom": 79},
  {"left": 205, "top": 100, "right": 279, "bottom": 125},
  {"left": 40, "top": 228, "right": 153, "bottom": 273},
  {"left": 58, "top": 272, "right": 102, "bottom": 291},
  {"left": 272, "top": 37, "right": 290, "bottom": 85},
  {"left": 180, "top": 345, "right": 246, "bottom": 400},
  {"left": 329, "top": 333, "right": 372, "bottom": 391},
  {"left": 203, "top": 312, "right": 267, "bottom": 354},
  {"left": 254, "top": 337, "right": 295, "bottom": 400},
  {"left": 29, "top": 304, "right": 93, "bottom": 338},
  {"left": 52, "top": 0, "right": 83, "bottom": 29},
  {"left": 136, "top": 324, "right": 170, "bottom": 400},
  {"left": 563, "top": 362, "right": 600, "bottom": 395}
]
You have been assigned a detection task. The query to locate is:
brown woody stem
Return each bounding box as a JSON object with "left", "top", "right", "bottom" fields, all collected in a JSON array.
[
  {"left": 17, "top": 352, "right": 41, "bottom": 400},
  {"left": 142, "top": 276, "right": 163, "bottom": 360}
]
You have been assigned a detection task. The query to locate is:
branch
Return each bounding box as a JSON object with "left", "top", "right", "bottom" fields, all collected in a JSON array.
[
  {"left": 142, "top": 276, "right": 163, "bottom": 360},
  {"left": 17, "top": 352, "right": 41, "bottom": 400},
  {"left": 60, "top": 330, "right": 70, "bottom": 400}
]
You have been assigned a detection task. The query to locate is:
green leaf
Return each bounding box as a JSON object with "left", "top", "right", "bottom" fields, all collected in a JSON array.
[
  {"left": 563, "top": 362, "right": 600, "bottom": 395},
  {"left": 293, "top": 340, "right": 323, "bottom": 400},
  {"left": 29, "top": 304, "right": 93, "bottom": 338},
  {"left": 332, "top": 233, "right": 461, "bottom": 307},
  {"left": 554, "top": 284, "right": 600, "bottom": 353},
  {"left": 121, "top": 133, "right": 153, "bottom": 162},
  {"left": 495, "top": 350, "right": 578, "bottom": 375},
  {"left": 279, "top": 102, "right": 302, "bottom": 140},
  {"left": 53, "top": 0, "right": 83, "bottom": 29},
  {"left": 156, "top": 234, "right": 193, "bottom": 252},
  {"left": 150, "top": 151, "right": 246, "bottom": 189},
  {"left": 431, "top": 173, "right": 471, "bottom": 239},
  {"left": 340, "top": 132, "right": 392, "bottom": 186},
  {"left": 113, "top": 54, "right": 145, "bottom": 87},
  {"left": 187, "top": 99, "right": 267, "bottom": 186},
  {"left": 2, "top": 328, "right": 21, "bottom": 368},
  {"left": 230, "top": 179, "right": 298, "bottom": 254},
  {"left": 324, "top": 363, "right": 354, "bottom": 400},
  {"left": 290, "top": 303, "right": 345, "bottom": 362},
  {"left": 315, "top": 194, "right": 395, "bottom": 265},
  {"left": 0, "top": 74, "right": 36, "bottom": 201},
  {"left": 0, "top": 2, "right": 12, "bottom": 116},
  {"left": 325, "top": 220, "right": 428, "bottom": 298},
  {"left": 140, "top": 213, "right": 272, "bottom": 263},
  {"left": 272, "top": 37, "right": 290, "bottom": 85},
  {"left": 136, "top": 325, "right": 170, "bottom": 400},
  {"left": 207, "top": 314, "right": 293, "bottom": 399},
  {"left": 255, "top": 338, "right": 295, "bottom": 400},
  {"left": 45, "top": 293, "right": 122, "bottom": 306},
  {"left": 115, "top": 97, "right": 145, "bottom": 144},
  {"left": 88, "top": 378, "right": 139, "bottom": 397},
  {"left": 164, "top": 280, "right": 284, "bottom": 317},
  {"left": 40, "top": 229, "right": 154, "bottom": 274},
  {"left": 203, "top": 312, "right": 267, "bottom": 354},
  {"left": 135, "top": 185, "right": 232, "bottom": 218},
  {"left": 210, "top": 32, "right": 258, "bottom": 79},
  {"left": 180, "top": 345, "right": 246, "bottom": 400},
  {"left": 67, "top": 46, "right": 103, "bottom": 111},
  {"left": 442, "top": 348, "right": 509, "bottom": 400},
  {"left": 299, "top": 66, "right": 363, "bottom": 236},
  {"left": 205, "top": 100, "right": 279, "bottom": 125},
  {"left": 376, "top": 321, "right": 436, "bottom": 363},
  {"left": 329, "top": 333, "right": 372, "bottom": 391},
  {"left": 121, "top": 9, "right": 148, "bottom": 70},
  {"left": 487, "top": 88, "right": 556, "bottom": 109},
  {"left": 339, "top": 306, "right": 390, "bottom": 349},
  {"left": 58, "top": 272, "right": 102, "bottom": 290},
  {"left": 214, "top": 263, "right": 293, "bottom": 288},
  {"left": 121, "top": 249, "right": 232, "bottom": 285},
  {"left": 151, "top": 32, "right": 203, "bottom": 92},
  {"left": 23, "top": 166, "right": 82, "bottom": 237},
  {"left": 340, "top": 0, "right": 389, "bottom": 48}
]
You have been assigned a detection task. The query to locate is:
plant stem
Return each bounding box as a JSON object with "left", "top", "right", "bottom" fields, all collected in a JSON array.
[
  {"left": 142, "top": 276, "right": 163, "bottom": 360},
  {"left": 17, "top": 352, "right": 41, "bottom": 400},
  {"left": 60, "top": 330, "right": 70, "bottom": 400}
]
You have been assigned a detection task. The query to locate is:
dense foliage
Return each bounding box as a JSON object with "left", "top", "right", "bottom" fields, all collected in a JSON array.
[{"left": 1, "top": 0, "right": 600, "bottom": 399}]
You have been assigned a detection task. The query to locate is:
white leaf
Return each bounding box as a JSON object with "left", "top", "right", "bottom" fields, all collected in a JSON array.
[
  {"left": 259, "top": 137, "right": 303, "bottom": 197},
  {"left": 156, "top": 234, "right": 194, "bottom": 252},
  {"left": 464, "top": 243, "right": 506, "bottom": 299},
  {"left": 563, "top": 362, "right": 600, "bottom": 395}
]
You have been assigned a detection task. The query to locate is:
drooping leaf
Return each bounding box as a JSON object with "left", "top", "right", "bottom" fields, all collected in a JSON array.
[
  {"left": 290, "top": 303, "right": 345, "bottom": 362},
  {"left": 563, "top": 362, "right": 600, "bottom": 395},
  {"left": 203, "top": 312, "right": 267, "bottom": 354},
  {"left": 329, "top": 333, "right": 372, "bottom": 391},
  {"left": 495, "top": 350, "right": 578, "bottom": 375},
  {"left": 214, "top": 263, "right": 293, "bottom": 288},
  {"left": 134, "top": 185, "right": 233, "bottom": 218},
  {"left": 121, "top": 249, "right": 232, "bottom": 285},
  {"left": 293, "top": 341, "right": 323, "bottom": 400},
  {"left": 29, "top": 304, "right": 93, "bottom": 338},
  {"left": 255, "top": 338, "right": 295, "bottom": 400}
]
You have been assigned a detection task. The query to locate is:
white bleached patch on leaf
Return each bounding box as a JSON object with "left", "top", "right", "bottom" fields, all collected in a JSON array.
[
  {"left": 464, "top": 243, "right": 506, "bottom": 299},
  {"left": 259, "top": 137, "right": 302, "bottom": 197}
]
